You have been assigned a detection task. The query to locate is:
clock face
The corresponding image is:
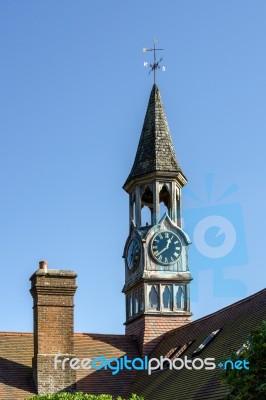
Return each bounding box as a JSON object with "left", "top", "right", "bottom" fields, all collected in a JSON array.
[
  {"left": 151, "top": 230, "right": 182, "bottom": 265},
  {"left": 126, "top": 238, "right": 141, "bottom": 271}
]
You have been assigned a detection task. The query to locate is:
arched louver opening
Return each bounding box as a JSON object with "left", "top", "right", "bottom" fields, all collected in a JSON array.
[
  {"left": 159, "top": 185, "right": 171, "bottom": 219},
  {"left": 141, "top": 186, "right": 153, "bottom": 226}
]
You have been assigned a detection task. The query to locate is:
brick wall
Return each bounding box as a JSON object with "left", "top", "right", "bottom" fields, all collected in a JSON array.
[
  {"left": 30, "top": 262, "right": 77, "bottom": 394},
  {"left": 126, "top": 314, "right": 191, "bottom": 355}
]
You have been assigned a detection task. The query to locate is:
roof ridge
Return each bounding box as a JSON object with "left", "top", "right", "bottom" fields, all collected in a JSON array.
[
  {"left": 0, "top": 331, "right": 33, "bottom": 336},
  {"left": 74, "top": 332, "right": 132, "bottom": 338}
]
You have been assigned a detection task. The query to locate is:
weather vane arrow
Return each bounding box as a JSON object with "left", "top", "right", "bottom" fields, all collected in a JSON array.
[{"left": 143, "top": 39, "right": 165, "bottom": 84}]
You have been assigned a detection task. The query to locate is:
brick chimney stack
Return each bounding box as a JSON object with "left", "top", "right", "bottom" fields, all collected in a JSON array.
[{"left": 30, "top": 261, "right": 77, "bottom": 394}]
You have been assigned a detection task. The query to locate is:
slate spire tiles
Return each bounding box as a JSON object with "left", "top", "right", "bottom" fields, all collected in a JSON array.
[{"left": 124, "top": 84, "right": 184, "bottom": 187}]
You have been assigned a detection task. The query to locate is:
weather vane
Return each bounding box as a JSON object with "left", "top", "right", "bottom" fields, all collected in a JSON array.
[{"left": 143, "top": 39, "right": 165, "bottom": 84}]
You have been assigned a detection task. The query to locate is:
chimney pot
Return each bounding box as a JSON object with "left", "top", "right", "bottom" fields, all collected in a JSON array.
[{"left": 39, "top": 261, "right": 48, "bottom": 272}]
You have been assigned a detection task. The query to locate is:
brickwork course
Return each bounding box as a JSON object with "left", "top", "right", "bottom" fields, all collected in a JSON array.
[{"left": 125, "top": 314, "right": 191, "bottom": 356}]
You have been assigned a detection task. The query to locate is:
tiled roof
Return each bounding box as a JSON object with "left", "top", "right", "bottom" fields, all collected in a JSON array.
[
  {"left": 0, "top": 332, "right": 34, "bottom": 400},
  {"left": 0, "top": 333, "right": 139, "bottom": 399},
  {"left": 75, "top": 334, "right": 139, "bottom": 397},
  {"left": 0, "top": 289, "right": 265, "bottom": 399},
  {"left": 130, "top": 288, "right": 266, "bottom": 400},
  {"left": 124, "top": 84, "right": 184, "bottom": 187}
]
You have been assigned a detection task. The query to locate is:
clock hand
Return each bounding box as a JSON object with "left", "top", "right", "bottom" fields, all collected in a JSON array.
[
  {"left": 129, "top": 248, "right": 134, "bottom": 263},
  {"left": 156, "top": 246, "right": 169, "bottom": 256},
  {"left": 156, "top": 237, "right": 174, "bottom": 256},
  {"left": 164, "top": 238, "right": 172, "bottom": 249}
]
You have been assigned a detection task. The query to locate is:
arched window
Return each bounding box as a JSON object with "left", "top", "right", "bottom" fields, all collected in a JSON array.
[
  {"left": 149, "top": 285, "right": 159, "bottom": 309},
  {"left": 127, "top": 294, "right": 133, "bottom": 318},
  {"left": 132, "top": 200, "right": 136, "bottom": 224},
  {"left": 134, "top": 290, "right": 139, "bottom": 314},
  {"left": 129, "top": 192, "right": 135, "bottom": 225},
  {"left": 140, "top": 287, "right": 144, "bottom": 311},
  {"left": 141, "top": 206, "right": 152, "bottom": 226},
  {"left": 162, "top": 285, "right": 172, "bottom": 310},
  {"left": 176, "top": 286, "right": 185, "bottom": 310},
  {"left": 141, "top": 187, "right": 153, "bottom": 226},
  {"left": 159, "top": 202, "right": 168, "bottom": 219},
  {"left": 176, "top": 188, "right": 181, "bottom": 227},
  {"left": 159, "top": 185, "right": 171, "bottom": 219}
]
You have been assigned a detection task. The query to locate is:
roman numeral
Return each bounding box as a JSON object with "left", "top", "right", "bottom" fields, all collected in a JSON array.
[
  {"left": 165, "top": 232, "right": 169, "bottom": 238},
  {"left": 164, "top": 257, "right": 168, "bottom": 263}
]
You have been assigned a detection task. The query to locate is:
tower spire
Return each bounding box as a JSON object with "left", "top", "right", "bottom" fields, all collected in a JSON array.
[
  {"left": 123, "top": 84, "right": 186, "bottom": 191},
  {"left": 123, "top": 81, "right": 192, "bottom": 356}
]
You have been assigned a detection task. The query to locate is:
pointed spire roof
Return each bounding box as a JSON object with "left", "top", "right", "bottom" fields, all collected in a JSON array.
[{"left": 124, "top": 84, "right": 185, "bottom": 188}]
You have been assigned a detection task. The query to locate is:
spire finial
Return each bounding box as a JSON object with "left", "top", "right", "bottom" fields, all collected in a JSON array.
[{"left": 143, "top": 39, "right": 165, "bottom": 84}]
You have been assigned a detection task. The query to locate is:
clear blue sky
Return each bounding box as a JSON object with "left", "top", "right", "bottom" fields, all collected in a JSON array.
[{"left": 0, "top": 0, "right": 265, "bottom": 334}]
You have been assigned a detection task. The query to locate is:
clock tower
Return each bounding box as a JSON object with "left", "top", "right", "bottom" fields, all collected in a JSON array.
[{"left": 123, "top": 84, "right": 192, "bottom": 355}]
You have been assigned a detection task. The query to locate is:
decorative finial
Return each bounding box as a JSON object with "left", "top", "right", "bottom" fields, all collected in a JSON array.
[{"left": 143, "top": 39, "right": 165, "bottom": 84}]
